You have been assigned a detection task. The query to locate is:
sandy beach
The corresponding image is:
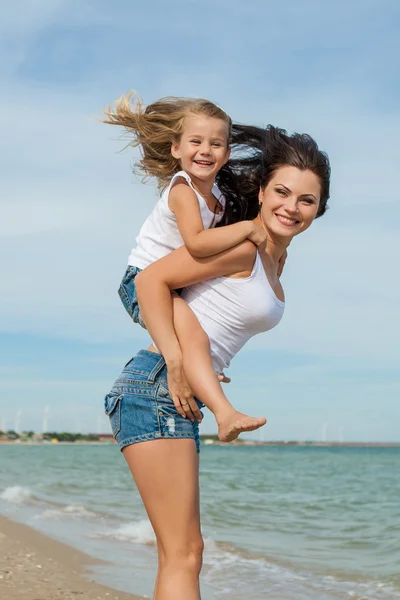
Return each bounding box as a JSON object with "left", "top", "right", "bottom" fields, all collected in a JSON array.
[{"left": 0, "top": 517, "right": 143, "bottom": 600}]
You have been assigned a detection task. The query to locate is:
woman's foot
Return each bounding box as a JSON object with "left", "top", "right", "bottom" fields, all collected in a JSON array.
[{"left": 217, "top": 410, "right": 267, "bottom": 442}]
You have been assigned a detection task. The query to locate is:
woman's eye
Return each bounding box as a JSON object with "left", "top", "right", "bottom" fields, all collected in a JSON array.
[
  {"left": 276, "top": 189, "right": 286, "bottom": 196},
  {"left": 302, "top": 198, "right": 314, "bottom": 205}
]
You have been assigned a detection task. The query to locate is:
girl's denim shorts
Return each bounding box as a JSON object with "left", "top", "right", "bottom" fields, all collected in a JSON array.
[
  {"left": 118, "top": 265, "right": 182, "bottom": 328},
  {"left": 118, "top": 266, "right": 146, "bottom": 328},
  {"left": 104, "top": 350, "right": 203, "bottom": 453}
]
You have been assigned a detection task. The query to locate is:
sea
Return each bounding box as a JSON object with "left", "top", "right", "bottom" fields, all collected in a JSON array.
[{"left": 1, "top": 443, "right": 399, "bottom": 600}]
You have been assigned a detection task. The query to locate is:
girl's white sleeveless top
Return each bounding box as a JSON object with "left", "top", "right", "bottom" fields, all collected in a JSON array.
[
  {"left": 128, "top": 171, "right": 225, "bottom": 269},
  {"left": 180, "top": 252, "right": 285, "bottom": 373}
]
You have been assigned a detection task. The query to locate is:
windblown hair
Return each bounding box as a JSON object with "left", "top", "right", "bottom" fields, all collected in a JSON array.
[
  {"left": 103, "top": 92, "right": 232, "bottom": 188},
  {"left": 216, "top": 124, "right": 331, "bottom": 226}
]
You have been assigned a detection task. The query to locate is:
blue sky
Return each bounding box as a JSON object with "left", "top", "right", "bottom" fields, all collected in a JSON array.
[{"left": 1, "top": 0, "right": 399, "bottom": 440}]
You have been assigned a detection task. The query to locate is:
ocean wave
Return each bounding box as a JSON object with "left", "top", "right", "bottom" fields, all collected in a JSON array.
[
  {"left": 90, "top": 521, "right": 400, "bottom": 598},
  {"left": 0, "top": 485, "right": 33, "bottom": 504},
  {"left": 202, "top": 545, "right": 400, "bottom": 599},
  {"left": 93, "top": 520, "right": 156, "bottom": 545},
  {"left": 36, "top": 504, "right": 98, "bottom": 520}
]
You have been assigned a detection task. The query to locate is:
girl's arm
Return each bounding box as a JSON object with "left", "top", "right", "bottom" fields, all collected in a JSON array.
[
  {"left": 135, "top": 241, "right": 255, "bottom": 364},
  {"left": 169, "top": 183, "right": 265, "bottom": 258}
]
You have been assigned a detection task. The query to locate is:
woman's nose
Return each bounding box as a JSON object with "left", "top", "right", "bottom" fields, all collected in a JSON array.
[{"left": 284, "top": 197, "right": 299, "bottom": 213}]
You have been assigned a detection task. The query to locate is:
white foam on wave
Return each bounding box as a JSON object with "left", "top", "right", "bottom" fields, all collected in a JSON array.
[
  {"left": 201, "top": 537, "right": 400, "bottom": 599},
  {"left": 203, "top": 538, "right": 279, "bottom": 578},
  {"left": 0, "top": 486, "right": 32, "bottom": 504},
  {"left": 37, "top": 504, "right": 98, "bottom": 520},
  {"left": 94, "top": 519, "right": 156, "bottom": 545},
  {"left": 91, "top": 522, "right": 400, "bottom": 599}
]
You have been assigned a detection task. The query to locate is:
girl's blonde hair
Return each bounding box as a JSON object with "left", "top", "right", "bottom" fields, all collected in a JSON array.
[{"left": 103, "top": 92, "right": 232, "bottom": 188}]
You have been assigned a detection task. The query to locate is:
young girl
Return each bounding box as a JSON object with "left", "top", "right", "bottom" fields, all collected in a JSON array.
[{"left": 104, "top": 92, "right": 268, "bottom": 441}]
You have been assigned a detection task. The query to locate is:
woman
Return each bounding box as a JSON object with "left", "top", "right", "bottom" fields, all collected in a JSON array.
[{"left": 104, "top": 125, "right": 330, "bottom": 600}]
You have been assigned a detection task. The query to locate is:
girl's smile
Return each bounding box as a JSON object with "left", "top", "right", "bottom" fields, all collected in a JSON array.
[{"left": 171, "top": 115, "right": 230, "bottom": 184}]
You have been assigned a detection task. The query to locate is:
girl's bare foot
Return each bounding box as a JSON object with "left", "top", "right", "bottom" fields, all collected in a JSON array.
[{"left": 217, "top": 411, "right": 267, "bottom": 442}]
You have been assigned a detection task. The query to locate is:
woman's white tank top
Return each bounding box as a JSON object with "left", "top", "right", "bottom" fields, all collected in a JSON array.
[
  {"left": 128, "top": 171, "right": 225, "bottom": 269},
  {"left": 180, "top": 252, "right": 285, "bottom": 373}
]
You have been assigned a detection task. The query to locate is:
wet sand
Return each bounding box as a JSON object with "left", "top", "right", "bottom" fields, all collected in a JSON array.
[{"left": 0, "top": 516, "right": 143, "bottom": 600}]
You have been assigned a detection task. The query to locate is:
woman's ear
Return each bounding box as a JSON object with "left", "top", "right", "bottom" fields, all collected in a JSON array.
[{"left": 258, "top": 187, "right": 264, "bottom": 206}]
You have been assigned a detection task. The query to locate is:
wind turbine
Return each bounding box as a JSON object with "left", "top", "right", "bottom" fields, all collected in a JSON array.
[
  {"left": 14, "top": 409, "right": 22, "bottom": 434},
  {"left": 42, "top": 405, "right": 50, "bottom": 434}
]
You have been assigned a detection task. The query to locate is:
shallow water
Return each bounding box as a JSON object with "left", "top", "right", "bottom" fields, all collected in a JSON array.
[{"left": 1, "top": 444, "right": 399, "bottom": 599}]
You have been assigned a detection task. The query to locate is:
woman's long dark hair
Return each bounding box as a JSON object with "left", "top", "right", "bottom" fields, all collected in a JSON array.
[{"left": 216, "top": 124, "right": 331, "bottom": 226}]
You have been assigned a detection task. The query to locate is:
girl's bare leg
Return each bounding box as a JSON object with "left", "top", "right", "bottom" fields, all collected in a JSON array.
[
  {"left": 122, "top": 438, "right": 203, "bottom": 600},
  {"left": 172, "top": 295, "right": 266, "bottom": 442}
]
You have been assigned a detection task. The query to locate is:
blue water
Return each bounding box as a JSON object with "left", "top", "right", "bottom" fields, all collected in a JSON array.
[{"left": 1, "top": 444, "right": 399, "bottom": 599}]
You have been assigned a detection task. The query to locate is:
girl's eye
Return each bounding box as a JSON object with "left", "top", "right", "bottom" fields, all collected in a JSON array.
[
  {"left": 212, "top": 142, "right": 222, "bottom": 147},
  {"left": 302, "top": 198, "right": 315, "bottom": 205},
  {"left": 191, "top": 140, "right": 201, "bottom": 144},
  {"left": 276, "top": 188, "right": 287, "bottom": 196}
]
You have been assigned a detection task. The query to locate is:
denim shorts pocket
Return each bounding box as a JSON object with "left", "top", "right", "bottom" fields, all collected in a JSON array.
[
  {"left": 104, "top": 393, "right": 123, "bottom": 438},
  {"left": 157, "top": 384, "right": 182, "bottom": 421},
  {"left": 157, "top": 384, "right": 173, "bottom": 405}
]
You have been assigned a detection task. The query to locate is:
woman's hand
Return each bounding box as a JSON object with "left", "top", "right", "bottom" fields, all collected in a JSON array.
[{"left": 166, "top": 356, "right": 203, "bottom": 422}]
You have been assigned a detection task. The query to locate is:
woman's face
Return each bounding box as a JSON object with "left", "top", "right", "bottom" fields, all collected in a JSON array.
[{"left": 259, "top": 166, "right": 321, "bottom": 240}]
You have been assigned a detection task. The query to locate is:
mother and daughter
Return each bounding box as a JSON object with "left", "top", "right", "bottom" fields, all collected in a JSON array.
[{"left": 103, "top": 93, "right": 330, "bottom": 599}]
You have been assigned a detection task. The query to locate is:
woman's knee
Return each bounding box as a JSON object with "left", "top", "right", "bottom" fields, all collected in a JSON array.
[{"left": 159, "top": 534, "right": 204, "bottom": 573}]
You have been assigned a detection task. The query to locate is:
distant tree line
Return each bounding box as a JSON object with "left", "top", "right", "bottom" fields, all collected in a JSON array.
[
  {"left": 0, "top": 430, "right": 34, "bottom": 440},
  {"left": 0, "top": 430, "right": 100, "bottom": 442},
  {"left": 42, "top": 432, "right": 100, "bottom": 442}
]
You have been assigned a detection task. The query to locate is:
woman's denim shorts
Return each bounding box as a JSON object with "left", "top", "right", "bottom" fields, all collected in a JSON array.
[
  {"left": 104, "top": 350, "right": 203, "bottom": 453},
  {"left": 118, "top": 266, "right": 146, "bottom": 328}
]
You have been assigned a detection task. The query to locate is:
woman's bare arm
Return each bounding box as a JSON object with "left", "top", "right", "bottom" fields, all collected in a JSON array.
[{"left": 135, "top": 241, "right": 255, "bottom": 362}]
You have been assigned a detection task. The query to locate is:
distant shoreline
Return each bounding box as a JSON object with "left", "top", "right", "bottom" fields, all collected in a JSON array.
[{"left": 1, "top": 440, "right": 400, "bottom": 448}]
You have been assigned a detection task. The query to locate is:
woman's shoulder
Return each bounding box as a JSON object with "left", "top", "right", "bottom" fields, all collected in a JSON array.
[{"left": 224, "top": 240, "right": 257, "bottom": 276}]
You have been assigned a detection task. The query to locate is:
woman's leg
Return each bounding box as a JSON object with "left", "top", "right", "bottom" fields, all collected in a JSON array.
[
  {"left": 123, "top": 438, "right": 203, "bottom": 600},
  {"left": 171, "top": 295, "right": 266, "bottom": 442}
]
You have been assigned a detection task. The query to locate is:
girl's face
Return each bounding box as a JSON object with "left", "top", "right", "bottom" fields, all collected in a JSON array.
[
  {"left": 259, "top": 166, "right": 321, "bottom": 240},
  {"left": 171, "top": 115, "right": 230, "bottom": 182}
]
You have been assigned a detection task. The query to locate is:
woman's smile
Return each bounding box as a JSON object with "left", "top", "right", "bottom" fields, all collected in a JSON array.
[{"left": 274, "top": 213, "right": 300, "bottom": 227}]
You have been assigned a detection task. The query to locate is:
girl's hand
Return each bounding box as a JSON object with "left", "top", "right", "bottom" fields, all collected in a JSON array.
[
  {"left": 166, "top": 358, "right": 203, "bottom": 422},
  {"left": 248, "top": 223, "right": 267, "bottom": 247}
]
